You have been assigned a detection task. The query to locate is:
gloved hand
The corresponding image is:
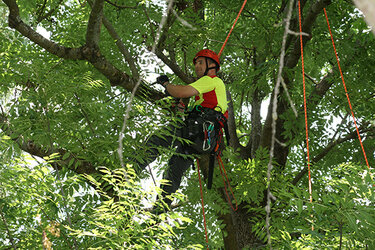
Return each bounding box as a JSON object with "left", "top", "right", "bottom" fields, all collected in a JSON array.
[{"left": 156, "top": 75, "right": 169, "bottom": 86}]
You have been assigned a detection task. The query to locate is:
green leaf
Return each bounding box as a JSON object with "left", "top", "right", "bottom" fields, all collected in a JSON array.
[{"left": 62, "top": 152, "right": 71, "bottom": 160}]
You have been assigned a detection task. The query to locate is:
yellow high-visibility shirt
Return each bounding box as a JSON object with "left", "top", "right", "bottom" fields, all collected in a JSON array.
[{"left": 189, "top": 75, "right": 227, "bottom": 114}]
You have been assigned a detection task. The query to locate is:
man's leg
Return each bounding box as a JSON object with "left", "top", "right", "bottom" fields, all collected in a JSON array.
[
  {"left": 134, "top": 125, "right": 178, "bottom": 175},
  {"left": 158, "top": 144, "right": 194, "bottom": 208}
]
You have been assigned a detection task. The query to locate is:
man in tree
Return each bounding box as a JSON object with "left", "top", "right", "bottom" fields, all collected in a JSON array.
[{"left": 135, "top": 49, "right": 228, "bottom": 211}]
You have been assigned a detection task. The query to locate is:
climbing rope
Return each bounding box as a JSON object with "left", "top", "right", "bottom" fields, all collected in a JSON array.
[
  {"left": 196, "top": 153, "right": 238, "bottom": 249},
  {"left": 298, "top": 0, "right": 313, "bottom": 210},
  {"left": 218, "top": 0, "right": 248, "bottom": 58},
  {"left": 194, "top": 2, "right": 247, "bottom": 246},
  {"left": 323, "top": 8, "right": 371, "bottom": 172},
  {"left": 217, "top": 155, "right": 238, "bottom": 211}
]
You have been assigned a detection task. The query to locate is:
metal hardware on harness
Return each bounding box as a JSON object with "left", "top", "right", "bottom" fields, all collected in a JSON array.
[{"left": 203, "top": 121, "right": 215, "bottom": 151}]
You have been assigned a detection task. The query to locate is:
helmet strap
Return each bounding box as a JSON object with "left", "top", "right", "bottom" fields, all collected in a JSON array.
[{"left": 203, "top": 57, "right": 217, "bottom": 76}]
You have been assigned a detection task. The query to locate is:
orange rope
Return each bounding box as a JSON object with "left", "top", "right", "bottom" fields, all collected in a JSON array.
[
  {"left": 217, "top": 155, "right": 238, "bottom": 211},
  {"left": 298, "top": 0, "right": 313, "bottom": 204},
  {"left": 196, "top": 159, "right": 209, "bottom": 249},
  {"left": 324, "top": 8, "right": 371, "bottom": 172},
  {"left": 218, "top": 0, "right": 248, "bottom": 58}
]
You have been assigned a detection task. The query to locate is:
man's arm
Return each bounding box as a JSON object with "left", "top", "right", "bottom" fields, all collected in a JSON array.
[{"left": 164, "top": 83, "right": 199, "bottom": 98}]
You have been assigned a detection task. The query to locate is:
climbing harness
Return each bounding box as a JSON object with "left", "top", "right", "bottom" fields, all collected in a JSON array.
[
  {"left": 182, "top": 105, "right": 232, "bottom": 189},
  {"left": 181, "top": 106, "right": 225, "bottom": 154}
]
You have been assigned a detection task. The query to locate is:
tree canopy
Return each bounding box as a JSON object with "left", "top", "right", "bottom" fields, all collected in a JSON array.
[{"left": 0, "top": 0, "right": 374, "bottom": 249}]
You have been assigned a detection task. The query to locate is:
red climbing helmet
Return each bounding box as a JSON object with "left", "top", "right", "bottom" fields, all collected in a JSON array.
[{"left": 193, "top": 49, "right": 220, "bottom": 71}]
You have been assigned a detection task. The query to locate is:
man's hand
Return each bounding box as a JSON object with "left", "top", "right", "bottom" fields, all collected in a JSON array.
[
  {"left": 156, "top": 75, "right": 169, "bottom": 86},
  {"left": 156, "top": 75, "right": 199, "bottom": 98}
]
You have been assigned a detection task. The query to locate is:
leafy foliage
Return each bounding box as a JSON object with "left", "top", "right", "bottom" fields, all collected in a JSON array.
[{"left": 0, "top": 0, "right": 374, "bottom": 248}]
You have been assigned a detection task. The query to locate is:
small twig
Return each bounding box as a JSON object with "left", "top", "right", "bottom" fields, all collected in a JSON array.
[
  {"left": 36, "top": 0, "right": 64, "bottom": 24},
  {"left": 143, "top": 5, "right": 156, "bottom": 41},
  {"left": 304, "top": 73, "right": 318, "bottom": 85},
  {"left": 151, "top": 0, "right": 174, "bottom": 54},
  {"left": 170, "top": 8, "right": 196, "bottom": 30},
  {"left": 329, "top": 113, "right": 349, "bottom": 145},
  {"left": 275, "top": 138, "right": 287, "bottom": 147},
  {"left": 78, "top": 0, "right": 87, "bottom": 7},
  {"left": 287, "top": 29, "right": 309, "bottom": 37},
  {"left": 144, "top": 200, "right": 186, "bottom": 212},
  {"left": 0, "top": 104, "right": 5, "bottom": 116},
  {"left": 147, "top": 165, "right": 158, "bottom": 187},
  {"left": 74, "top": 93, "right": 95, "bottom": 134},
  {"left": 339, "top": 221, "right": 343, "bottom": 250},
  {"left": 280, "top": 77, "right": 298, "bottom": 117},
  {"left": 36, "top": 0, "right": 48, "bottom": 20},
  {"left": 238, "top": 133, "right": 251, "bottom": 140},
  {"left": 105, "top": 90, "right": 127, "bottom": 103}
]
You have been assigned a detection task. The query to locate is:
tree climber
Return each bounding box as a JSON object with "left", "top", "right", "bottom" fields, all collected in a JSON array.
[{"left": 135, "top": 49, "right": 228, "bottom": 212}]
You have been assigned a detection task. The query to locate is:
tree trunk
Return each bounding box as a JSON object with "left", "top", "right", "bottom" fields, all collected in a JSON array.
[{"left": 198, "top": 155, "right": 264, "bottom": 249}]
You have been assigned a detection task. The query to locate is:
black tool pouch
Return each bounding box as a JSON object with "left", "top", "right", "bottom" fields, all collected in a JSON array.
[{"left": 181, "top": 107, "right": 223, "bottom": 154}]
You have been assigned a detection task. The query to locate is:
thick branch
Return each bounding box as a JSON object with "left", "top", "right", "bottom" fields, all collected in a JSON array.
[
  {"left": 226, "top": 90, "right": 242, "bottom": 151},
  {"left": 261, "top": 0, "right": 333, "bottom": 166},
  {"left": 249, "top": 89, "right": 262, "bottom": 159},
  {"left": 87, "top": 0, "right": 140, "bottom": 79},
  {"left": 3, "top": 0, "right": 84, "bottom": 60},
  {"left": 0, "top": 114, "right": 97, "bottom": 176},
  {"left": 153, "top": 48, "right": 194, "bottom": 84},
  {"left": 101, "top": 15, "right": 140, "bottom": 80},
  {"left": 148, "top": 2, "right": 194, "bottom": 84},
  {"left": 285, "top": 0, "right": 332, "bottom": 69},
  {"left": 155, "top": 4, "right": 176, "bottom": 51},
  {"left": 86, "top": 0, "right": 104, "bottom": 49},
  {"left": 304, "top": 68, "right": 335, "bottom": 112},
  {"left": 3, "top": 0, "right": 164, "bottom": 101},
  {"left": 291, "top": 126, "right": 373, "bottom": 185}
]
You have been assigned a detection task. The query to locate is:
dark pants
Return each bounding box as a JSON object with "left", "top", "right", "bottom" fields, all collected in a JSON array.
[{"left": 136, "top": 125, "right": 194, "bottom": 207}]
